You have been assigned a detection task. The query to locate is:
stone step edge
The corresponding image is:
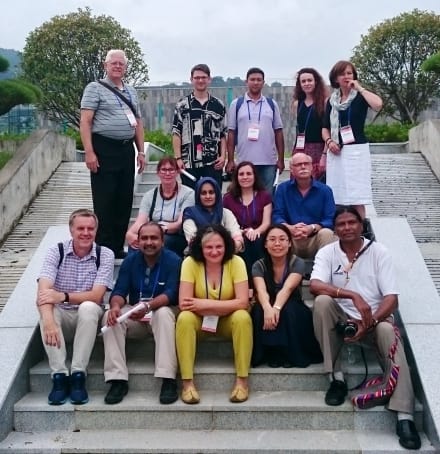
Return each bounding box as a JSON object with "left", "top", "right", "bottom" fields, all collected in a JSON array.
[{"left": 0, "top": 428, "right": 435, "bottom": 453}]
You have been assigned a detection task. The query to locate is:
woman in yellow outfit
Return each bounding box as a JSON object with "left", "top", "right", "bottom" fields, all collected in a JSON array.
[{"left": 176, "top": 224, "right": 252, "bottom": 404}]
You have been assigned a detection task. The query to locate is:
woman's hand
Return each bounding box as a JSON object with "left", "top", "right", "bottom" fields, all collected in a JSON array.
[
  {"left": 328, "top": 140, "right": 341, "bottom": 155},
  {"left": 263, "top": 305, "right": 279, "bottom": 330},
  {"left": 244, "top": 228, "right": 260, "bottom": 242}
]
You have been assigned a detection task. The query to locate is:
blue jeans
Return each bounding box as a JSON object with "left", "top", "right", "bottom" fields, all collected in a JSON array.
[{"left": 255, "top": 165, "right": 277, "bottom": 194}]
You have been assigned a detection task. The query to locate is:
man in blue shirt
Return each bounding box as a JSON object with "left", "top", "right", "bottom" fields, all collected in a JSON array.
[
  {"left": 102, "top": 222, "right": 182, "bottom": 404},
  {"left": 272, "top": 153, "right": 336, "bottom": 259}
]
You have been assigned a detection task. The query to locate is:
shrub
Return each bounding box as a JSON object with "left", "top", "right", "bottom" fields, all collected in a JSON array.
[
  {"left": 145, "top": 130, "right": 173, "bottom": 155},
  {"left": 365, "top": 123, "right": 413, "bottom": 143},
  {"left": 0, "top": 151, "right": 13, "bottom": 170},
  {"left": 64, "top": 127, "right": 83, "bottom": 149}
]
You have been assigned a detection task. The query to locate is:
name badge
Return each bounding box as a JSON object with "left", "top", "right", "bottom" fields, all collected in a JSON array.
[
  {"left": 247, "top": 126, "right": 260, "bottom": 141},
  {"left": 140, "top": 298, "right": 152, "bottom": 323},
  {"left": 296, "top": 133, "right": 305, "bottom": 150},
  {"left": 124, "top": 108, "right": 138, "bottom": 127},
  {"left": 202, "top": 315, "right": 219, "bottom": 333},
  {"left": 340, "top": 125, "right": 355, "bottom": 144},
  {"left": 196, "top": 143, "right": 203, "bottom": 161}
]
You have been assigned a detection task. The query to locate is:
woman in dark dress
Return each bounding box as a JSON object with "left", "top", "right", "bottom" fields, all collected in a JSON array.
[
  {"left": 292, "top": 67, "right": 328, "bottom": 181},
  {"left": 251, "top": 224, "right": 322, "bottom": 368}
]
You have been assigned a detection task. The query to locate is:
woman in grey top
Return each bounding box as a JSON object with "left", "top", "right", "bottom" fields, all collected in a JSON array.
[{"left": 126, "top": 157, "right": 194, "bottom": 256}]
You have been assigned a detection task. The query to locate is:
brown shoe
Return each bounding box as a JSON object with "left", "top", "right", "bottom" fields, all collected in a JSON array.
[
  {"left": 181, "top": 386, "right": 200, "bottom": 404},
  {"left": 229, "top": 385, "right": 249, "bottom": 403}
]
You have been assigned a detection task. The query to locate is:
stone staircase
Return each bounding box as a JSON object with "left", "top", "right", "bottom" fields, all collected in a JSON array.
[{"left": 0, "top": 157, "right": 438, "bottom": 452}]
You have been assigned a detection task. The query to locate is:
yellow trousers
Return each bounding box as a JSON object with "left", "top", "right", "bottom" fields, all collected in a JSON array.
[{"left": 176, "top": 309, "right": 253, "bottom": 380}]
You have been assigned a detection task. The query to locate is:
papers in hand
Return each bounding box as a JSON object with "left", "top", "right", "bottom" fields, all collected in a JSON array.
[
  {"left": 101, "top": 301, "right": 151, "bottom": 334},
  {"left": 180, "top": 169, "right": 197, "bottom": 182}
]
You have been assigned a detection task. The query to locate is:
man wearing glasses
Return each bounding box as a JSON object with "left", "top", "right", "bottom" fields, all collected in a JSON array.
[
  {"left": 102, "top": 222, "right": 182, "bottom": 405},
  {"left": 272, "top": 153, "right": 336, "bottom": 259},
  {"left": 172, "top": 64, "right": 227, "bottom": 189}
]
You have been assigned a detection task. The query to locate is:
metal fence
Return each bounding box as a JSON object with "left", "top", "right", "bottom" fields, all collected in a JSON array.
[{"left": 0, "top": 105, "right": 38, "bottom": 135}]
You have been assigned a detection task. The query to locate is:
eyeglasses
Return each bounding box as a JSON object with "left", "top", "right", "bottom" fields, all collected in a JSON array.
[
  {"left": 192, "top": 76, "right": 208, "bottom": 81},
  {"left": 266, "top": 237, "right": 290, "bottom": 244},
  {"left": 159, "top": 168, "right": 176, "bottom": 174},
  {"left": 291, "top": 162, "right": 312, "bottom": 168},
  {"left": 200, "top": 190, "right": 215, "bottom": 195}
]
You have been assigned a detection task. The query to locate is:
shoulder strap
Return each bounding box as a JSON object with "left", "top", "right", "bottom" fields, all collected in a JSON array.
[
  {"left": 149, "top": 187, "right": 159, "bottom": 221},
  {"left": 57, "top": 242, "right": 64, "bottom": 268},
  {"left": 97, "top": 80, "right": 137, "bottom": 118},
  {"left": 95, "top": 244, "right": 101, "bottom": 270},
  {"left": 266, "top": 97, "right": 275, "bottom": 129},
  {"left": 234, "top": 96, "right": 245, "bottom": 145}
]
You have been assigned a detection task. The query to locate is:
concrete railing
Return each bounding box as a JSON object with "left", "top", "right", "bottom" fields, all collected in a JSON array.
[
  {"left": 0, "top": 130, "right": 75, "bottom": 243},
  {"left": 409, "top": 119, "right": 440, "bottom": 181}
]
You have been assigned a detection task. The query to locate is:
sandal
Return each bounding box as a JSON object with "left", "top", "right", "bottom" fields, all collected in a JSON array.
[
  {"left": 181, "top": 386, "right": 200, "bottom": 404},
  {"left": 229, "top": 385, "right": 249, "bottom": 403}
]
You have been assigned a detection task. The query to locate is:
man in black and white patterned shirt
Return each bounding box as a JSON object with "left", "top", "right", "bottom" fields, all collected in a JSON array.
[{"left": 172, "top": 64, "right": 227, "bottom": 190}]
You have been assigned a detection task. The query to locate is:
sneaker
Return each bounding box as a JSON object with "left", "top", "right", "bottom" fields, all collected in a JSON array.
[
  {"left": 104, "top": 380, "right": 129, "bottom": 405},
  {"left": 325, "top": 379, "right": 347, "bottom": 406},
  {"left": 396, "top": 420, "right": 421, "bottom": 450},
  {"left": 48, "top": 373, "right": 69, "bottom": 405},
  {"left": 159, "top": 378, "right": 178, "bottom": 404},
  {"left": 70, "top": 371, "right": 89, "bottom": 405}
]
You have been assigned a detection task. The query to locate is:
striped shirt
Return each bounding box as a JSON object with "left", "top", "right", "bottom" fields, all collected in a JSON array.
[
  {"left": 81, "top": 77, "right": 140, "bottom": 140},
  {"left": 38, "top": 240, "right": 114, "bottom": 310}
]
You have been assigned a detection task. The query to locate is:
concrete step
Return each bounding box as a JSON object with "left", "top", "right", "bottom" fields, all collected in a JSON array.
[
  {"left": 12, "top": 390, "right": 424, "bottom": 433},
  {"left": 0, "top": 428, "right": 435, "bottom": 453}
]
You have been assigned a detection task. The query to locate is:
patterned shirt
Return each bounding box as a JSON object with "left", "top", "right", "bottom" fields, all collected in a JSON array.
[
  {"left": 38, "top": 240, "right": 114, "bottom": 310},
  {"left": 172, "top": 93, "right": 227, "bottom": 169}
]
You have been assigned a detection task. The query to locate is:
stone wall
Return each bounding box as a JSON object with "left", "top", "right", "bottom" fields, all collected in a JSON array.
[
  {"left": 409, "top": 120, "right": 440, "bottom": 181},
  {"left": 0, "top": 130, "right": 75, "bottom": 243}
]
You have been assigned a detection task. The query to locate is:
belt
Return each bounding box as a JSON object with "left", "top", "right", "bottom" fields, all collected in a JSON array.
[{"left": 93, "top": 133, "right": 134, "bottom": 146}]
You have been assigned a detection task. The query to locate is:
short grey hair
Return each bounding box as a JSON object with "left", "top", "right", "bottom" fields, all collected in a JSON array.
[{"left": 105, "top": 49, "right": 128, "bottom": 64}]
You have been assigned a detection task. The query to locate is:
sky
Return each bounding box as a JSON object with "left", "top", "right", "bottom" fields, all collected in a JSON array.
[{"left": 1, "top": 0, "right": 439, "bottom": 86}]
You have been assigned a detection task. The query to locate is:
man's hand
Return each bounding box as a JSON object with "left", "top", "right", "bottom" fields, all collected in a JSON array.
[
  {"left": 38, "top": 289, "right": 64, "bottom": 306},
  {"left": 226, "top": 160, "right": 235, "bottom": 174},
  {"left": 352, "top": 294, "right": 373, "bottom": 329},
  {"left": 277, "top": 158, "right": 285, "bottom": 172},
  {"left": 106, "top": 306, "right": 121, "bottom": 327},
  {"left": 290, "top": 223, "right": 309, "bottom": 240},
  {"left": 137, "top": 153, "right": 146, "bottom": 174},
  {"left": 214, "top": 155, "right": 225, "bottom": 170},
  {"left": 345, "top": 319, "right": 367, "bottom": 343},
  {"left": 85, "top": 150, "right": 99, "bottom": 173},
  {"left": 42, "top": 319, "right": 62, "bottom": 348}
]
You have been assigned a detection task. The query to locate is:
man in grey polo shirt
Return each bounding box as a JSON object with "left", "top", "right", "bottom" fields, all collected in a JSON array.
[
  {"left": 37, "top": 209, "right": 114, "bottom": 405},
  {"left": 226, "top": 67, "right": 285, "bottom": 193},
  {"left": 80, "top": 49, "right": 145, "bottom": 259}
]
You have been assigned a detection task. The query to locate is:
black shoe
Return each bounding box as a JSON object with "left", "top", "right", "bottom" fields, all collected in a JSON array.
[
  {"left": 396, "top": 420, "right": 421, "bottom": 450},
  {"left": 70, "top": 371, "right": 89, "bottom": 405},
  {"left": 267, "top": 347, "right": 282, "bottom": 368},
  {"left": 48, "top": 373, "right": 69, "bottom": 405},
  {"left": 159, "top": 378, "right": 178, "bottom": 404},
  {"left": 325, "top": 380, "right": 347, "bottom": 406},
  {"left": 105, "top": 380, "right": 128, "bottom": 404}
]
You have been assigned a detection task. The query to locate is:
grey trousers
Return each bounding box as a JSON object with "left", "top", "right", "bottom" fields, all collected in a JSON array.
[
  {"left": 292, "top": 228, "right": 336, "bottom": 259},
  {"left": 102, "top": 305, "right": 178, "bottom": 381},
  {"left": 313, "top": 295, "right": 415, "bottom": 414}
]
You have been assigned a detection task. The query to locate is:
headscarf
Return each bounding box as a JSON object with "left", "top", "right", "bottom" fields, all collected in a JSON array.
[{"left": 182, "top": 177, "right": 223, "bottom": 227}]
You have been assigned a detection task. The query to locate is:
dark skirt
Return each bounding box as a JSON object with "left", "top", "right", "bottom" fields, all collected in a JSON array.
[{"left": 251, "top": 296, "right": 323, "bottom": 368}]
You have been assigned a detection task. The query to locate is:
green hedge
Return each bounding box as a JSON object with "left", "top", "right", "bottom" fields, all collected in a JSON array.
[
  {"left": 365, "top": 123, "right": 413, "bottom": 143},
  {"left": 0, "top": 151, "right": 13, "bottom": 170}
]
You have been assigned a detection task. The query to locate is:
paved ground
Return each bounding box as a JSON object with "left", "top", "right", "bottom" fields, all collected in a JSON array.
[{"left": 0, "top": 153, "right": 439, "bottom": 312}]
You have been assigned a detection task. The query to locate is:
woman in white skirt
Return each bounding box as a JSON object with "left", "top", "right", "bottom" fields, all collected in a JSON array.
[{"left": 322, "top": 60, "right": 382, "bottom": 220}]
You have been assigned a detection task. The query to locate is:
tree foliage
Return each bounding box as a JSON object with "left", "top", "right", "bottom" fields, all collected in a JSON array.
[
  {"left": 352, "top": 9, "right": 440, "bottom": 124},
  {"left": 21, "top": 7, "right": 149, "bottom": 127},
  {"left": 0, "top": 56, "right": 41, "bottom": 116},
  {"left": 422, "top": 53, "right": 440, "bottom": 74}
]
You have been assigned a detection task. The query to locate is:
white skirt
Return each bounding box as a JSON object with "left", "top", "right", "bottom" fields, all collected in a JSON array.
[{"left": 326, "top": 142, "right": 372, "bottom": 205}]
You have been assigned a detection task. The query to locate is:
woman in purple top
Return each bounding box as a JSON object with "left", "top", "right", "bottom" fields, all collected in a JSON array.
[{"left": 223, "top": 161, "right": 272, "bottom": 285}]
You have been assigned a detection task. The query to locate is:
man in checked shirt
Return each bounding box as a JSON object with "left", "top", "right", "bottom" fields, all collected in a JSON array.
[{"left": 36, "top": 209, "right": 114, "bottom": 405}]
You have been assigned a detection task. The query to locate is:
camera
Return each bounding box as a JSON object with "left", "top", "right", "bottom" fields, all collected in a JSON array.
[{"left": 335, "top": 320, "right": 358, "bottom": 338}]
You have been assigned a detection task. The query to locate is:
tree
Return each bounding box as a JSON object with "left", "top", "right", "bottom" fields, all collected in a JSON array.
[
  {"left": 21, "top": 7, "right": 149, "bottom": 127},
  {"left": 352, "top": 9, "right": 440, "bottom": 124},
  {"left": 0, "top": 55, "right": 41, "bottom": 116}
]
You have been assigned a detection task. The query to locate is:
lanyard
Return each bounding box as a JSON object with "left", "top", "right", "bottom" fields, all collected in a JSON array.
[
  {"left": 204, "top": 265, "right": 224, "bottom": 300},
  {"left": 139, "top": 260, "right": 161, "bottom": 300},
  {"left": 240, "top": 193, "right": 256, "bottom": 227},
  {"left": 159, "top": 194, "right": 178, "bottom": 222},
  {"left": 113, "top": 86, "right": 132, "bottom": 109},
  {"left": 339, "top": 105, "right": 351, "bottom": 127},
  {"left": 246, "top": 100, "right": 263, "bottom": 123},
  {"left": 297, "top": 102, "right": 313, "bottom": 134}
]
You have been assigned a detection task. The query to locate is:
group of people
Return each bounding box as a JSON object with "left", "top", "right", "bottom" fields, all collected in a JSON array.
[{"left": 35, "top": 49, "right": 422, "bottom": 451}]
